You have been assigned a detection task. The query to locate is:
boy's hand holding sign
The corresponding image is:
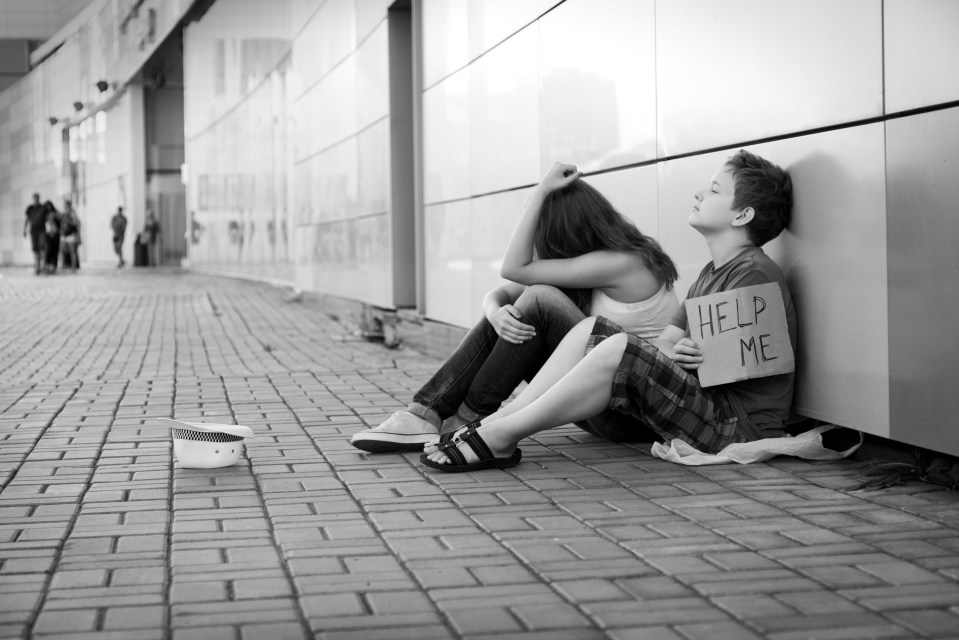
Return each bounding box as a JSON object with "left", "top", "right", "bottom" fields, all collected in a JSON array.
[{"left": 685, "top": 282, "right": 794, "bottom": 387}]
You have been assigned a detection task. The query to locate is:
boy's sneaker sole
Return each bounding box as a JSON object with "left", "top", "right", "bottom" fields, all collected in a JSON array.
[{"left": 350, "top": 432, "right": 436, "bottom": 453}]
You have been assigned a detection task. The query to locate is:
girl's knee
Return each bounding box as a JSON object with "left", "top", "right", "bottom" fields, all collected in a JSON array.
[
  {"left": 567, "top": 316, "right": 598, "bottom": 342},
  {"left": 515, "top": 284, "right": 565, "bottom": 309},
  {"left": 575, "top": 316, "right": 598, "bottom": 332},
  {"left": 589, "top": 331, "right": 628, "bottom": 371},
  {"left": 558, "top": 316, "right": 606, "bottom": 355}
]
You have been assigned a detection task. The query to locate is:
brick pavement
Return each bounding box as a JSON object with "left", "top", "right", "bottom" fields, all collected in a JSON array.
[{"left": 1, "top": 266, "right": 958, "bottom": 640}]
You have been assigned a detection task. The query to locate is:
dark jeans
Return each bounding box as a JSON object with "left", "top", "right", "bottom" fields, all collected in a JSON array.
[{"left": 409, "top": 285, "right": 656, "bottom": 442}]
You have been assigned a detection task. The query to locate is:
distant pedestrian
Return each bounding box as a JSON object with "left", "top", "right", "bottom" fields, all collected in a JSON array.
[
  {"left": 143, "top": 209, "right": 160, "bottom": 266},
  {"left": 111, "top": 206, "right": 128, "bottom": 267},
  {"left": 60, "top": 199, "right": 81, "bottom": 273},
  {"left": 23, "top": 193, "right": 46, "bottom": 275},
  {"left": 42, "top": 201, "right": 61, "bottom": 274}
]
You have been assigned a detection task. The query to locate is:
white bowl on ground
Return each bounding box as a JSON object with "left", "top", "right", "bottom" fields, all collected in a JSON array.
[{"left": 160, "top": 418, "right": 255, "bottom": 469}]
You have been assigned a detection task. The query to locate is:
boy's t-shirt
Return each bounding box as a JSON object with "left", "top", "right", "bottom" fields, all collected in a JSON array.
[{"left": 669, "top": 246, "right": 797, "bottom": 439}]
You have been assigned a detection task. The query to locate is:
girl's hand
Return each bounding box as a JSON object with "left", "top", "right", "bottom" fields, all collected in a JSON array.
[
  {"left": 670, "top": 337, "right": 704, "bottom": 370},
  {"left": 490, "top": 305, "right": 536, "bottom": 344},
  {"left": 538, "top": 162, "right": 582, "bottom": 196}
]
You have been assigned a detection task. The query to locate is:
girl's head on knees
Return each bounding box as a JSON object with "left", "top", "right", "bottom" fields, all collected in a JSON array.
[{"left": 536, "top": 179, "right": 679, "bottom": 290}]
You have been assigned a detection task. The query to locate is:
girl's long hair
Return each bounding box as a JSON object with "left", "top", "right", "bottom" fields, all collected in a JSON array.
[{"left": 534, "top": 179, "right": 678, "bottom": 312}]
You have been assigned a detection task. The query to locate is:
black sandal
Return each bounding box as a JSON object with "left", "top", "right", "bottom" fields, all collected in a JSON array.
[{"left": 420, "top": 422, "right": 521, "bottom": 472}]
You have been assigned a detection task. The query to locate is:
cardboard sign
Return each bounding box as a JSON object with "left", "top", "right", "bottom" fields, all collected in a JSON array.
[{"left": 684, "top": 282, "right": 794, "bottom": 387}]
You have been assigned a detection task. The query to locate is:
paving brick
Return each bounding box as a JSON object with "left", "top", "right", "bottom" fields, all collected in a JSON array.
[
  {"left": 585, "top": 597, "right": 730, "bottom": 627},
  {"left": 775, "top": 591, "right": 865, "bottom": 615},
  {"left": 365, "top": 591, "right": 435, "bottom": 615},
  {"left": 703, "top": 551, "right": 780, "bottom": 571},
  {"left": 839, "top": 582, "right": 959, "bottom": 610},
  {"left": 232, "top": 578, "right": 294, "bottom": 600},
  {"left": 0, "top": 591, "right": 43, "bottom": 612},
  {"left": 169, "top": 581, "right": 230, "bottom": 604},
  {"left": 33, "top": 609, "right": 98, "bottom": 633},
  {"left": 674, "top": 620, "right": 766, "bottom": 640},
  {"left": 797, "top": 565, "right": 884, "bottom": 589},
  {"left": 301, "top": 592, "right": 365, "bottom": 618},
  {"left": 28, "top": 632, "right": 166, "bottom": 640},
  {"left": 887, "top": 608, "right": 959, "bottom": 637},
  {"left": 45, "top": 587, "right": 164, "bottom": 610},
  {"left": 305, "top": 612, "right": 446, "bottom": 633},
  {"left": 239, "top": 622, "right": 307, "bottom": 640},
  {"left": 552, "top": 579, "right": 630, "bottom": 603},
  {"left": 606, "top": 627, "right": 685, "bottom": 640},
  {"left": 430, "top": 584, "right": 562, "bottom": 611},
  {"left": 511, "top": 603, "right": 592, "bottom": 630},
  {"left": 102, "top": 605, "right": 167, "bottom": 629},
  {"left": 642, "top": 555, "right": 721, "bottom": 575},
  {"left": 751, "top": 612, "right": 910, "bottom": 639},
  {"left": 171, "top": 600, "right": 301, "bottom": 628},
  {"left": 616, "top": 575, "right": 695, "bottom": 599},
  {"left": 711, "top": 593, "right": 795, "bottom": 619},
  {"left": 857, "top": 560, "right": 947, "bottom": 585},
  {"left": 444, "top": 606, "right": 523, "bottom": 634},
  {"left": 470, "top": 563, "right": 539, "bottom": 586},
  {"left": 294, "top": 572, "right": 416, "bottom": 595}
]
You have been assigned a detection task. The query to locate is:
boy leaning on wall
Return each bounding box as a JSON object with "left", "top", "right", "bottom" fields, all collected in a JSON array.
[{"left": 421, "top": 149, "right": 798, "bottom": 472}]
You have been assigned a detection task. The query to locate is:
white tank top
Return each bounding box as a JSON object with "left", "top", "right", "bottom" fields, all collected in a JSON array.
[{"left": 589, "top": 284, "right": 680, "bottom": 340}]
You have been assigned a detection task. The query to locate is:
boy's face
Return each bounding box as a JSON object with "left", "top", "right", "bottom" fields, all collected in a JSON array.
[{"left": 689, "top": 165, "right": 739, "bottom": 234}]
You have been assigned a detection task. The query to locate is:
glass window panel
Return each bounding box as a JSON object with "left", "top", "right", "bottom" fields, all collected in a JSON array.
[{"left": 657, "top": 0, "right": 882, "bottom": 156}]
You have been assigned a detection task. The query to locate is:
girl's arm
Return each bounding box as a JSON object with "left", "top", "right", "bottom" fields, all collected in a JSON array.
[
  {"left": 500, "top": 162, "right": 580, "bottom": 282},
  {"left": 482, "top": 282, "right": 536, "bottom": 344},
  {"left": 502, "top": 249, "right": 642, "bottom": 290}
]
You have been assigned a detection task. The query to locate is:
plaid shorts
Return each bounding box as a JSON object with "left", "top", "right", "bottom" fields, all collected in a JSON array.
[{"left": 587, "top": 316, "right": 746, "bottom": 454}]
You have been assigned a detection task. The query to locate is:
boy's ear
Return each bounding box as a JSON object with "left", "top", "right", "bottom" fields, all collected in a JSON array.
[{"left": 731, "top": 207, "right": 755, "bottom": 227}]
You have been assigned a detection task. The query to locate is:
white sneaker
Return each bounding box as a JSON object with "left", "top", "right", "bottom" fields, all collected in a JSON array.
[{"left": 350, "top": 412, "right": 440, "bottom": 452}]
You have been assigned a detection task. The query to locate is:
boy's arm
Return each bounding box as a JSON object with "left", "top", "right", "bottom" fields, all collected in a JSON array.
[{"left": 653, "top": 324, "right": 703, "bottom": 370}]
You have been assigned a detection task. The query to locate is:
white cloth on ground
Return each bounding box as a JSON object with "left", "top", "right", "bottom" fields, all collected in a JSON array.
[{"left": 650, "top": 425, "right": 862, "bottom": 466}]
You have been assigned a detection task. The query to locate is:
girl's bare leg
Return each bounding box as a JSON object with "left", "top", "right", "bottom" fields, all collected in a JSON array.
[
  {"left": 425, "top": 332, "right": 629, "bottom": 464},
  {"left": 481, "top": 317, "right": 595, "bottom": 423}
]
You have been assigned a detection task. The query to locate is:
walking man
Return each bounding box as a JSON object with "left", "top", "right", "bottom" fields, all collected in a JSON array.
[
  {"left": 111, "top": 206, "right": 128, "bottom": 267},
  {"left": 23, "top": 193, "right": 47, "bottom": 274}
]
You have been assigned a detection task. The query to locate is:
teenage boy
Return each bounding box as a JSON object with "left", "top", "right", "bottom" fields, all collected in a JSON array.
[{"left": 422, "top": 149, "right": 796, "bottom": 471}]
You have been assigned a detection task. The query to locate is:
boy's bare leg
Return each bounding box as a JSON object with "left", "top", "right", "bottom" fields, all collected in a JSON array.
[{"left": 424, "top": 332, "right": 629, "bottom": 464}]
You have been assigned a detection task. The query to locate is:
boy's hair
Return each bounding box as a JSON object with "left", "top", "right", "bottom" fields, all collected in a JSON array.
[{"left": 725, "top": 149, "right": 792, "bottom": 246}]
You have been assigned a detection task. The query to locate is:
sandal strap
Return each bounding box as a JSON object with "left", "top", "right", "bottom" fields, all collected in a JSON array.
[
  {"left": 436, "top": 422, "right": 493, "bottom": 465},
  {"left": 438, "top": 420, "right": 480, "bottom": 445},
  {"left": 442, "top": 439, "right": 468, "bottom": 466},
  {"left": 435, "top": 423, "right": 475, "bottom": 453}
]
